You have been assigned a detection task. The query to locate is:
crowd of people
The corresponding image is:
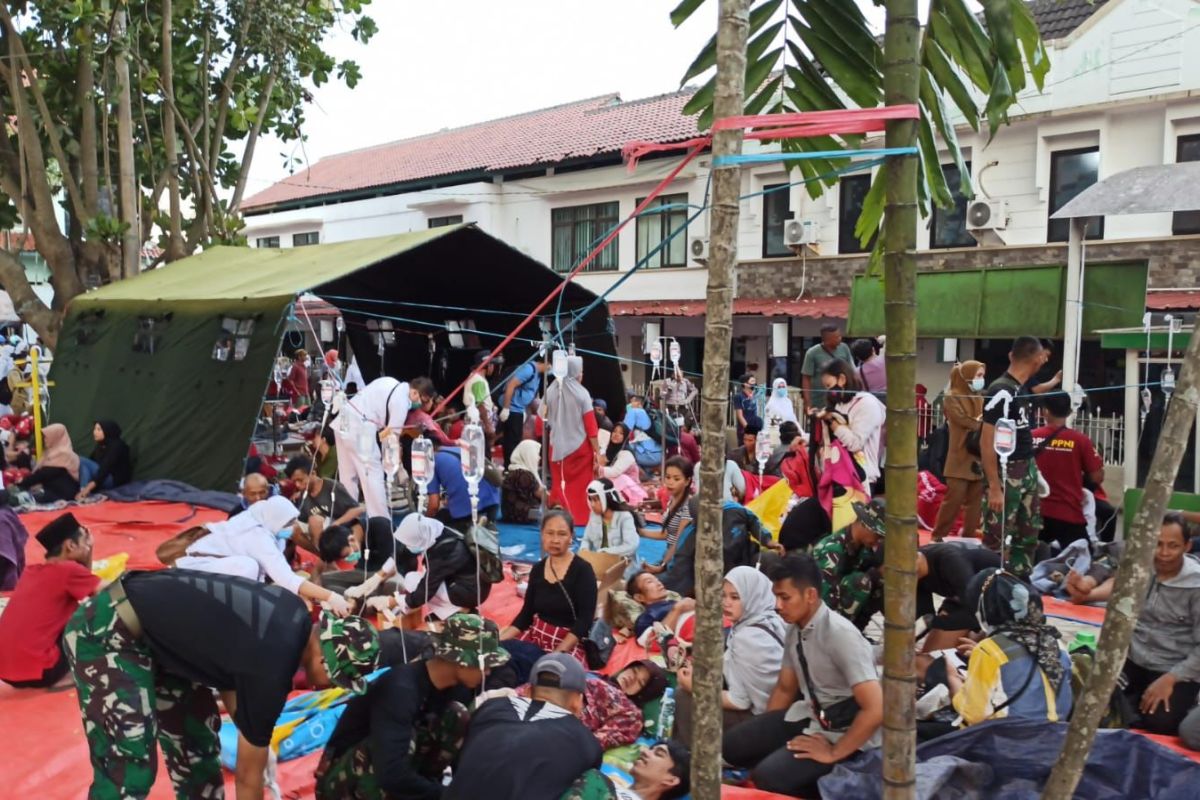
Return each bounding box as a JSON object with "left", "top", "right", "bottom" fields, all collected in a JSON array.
[{"left": 2, "top": 330, "right": 1200, "bottom": 800}]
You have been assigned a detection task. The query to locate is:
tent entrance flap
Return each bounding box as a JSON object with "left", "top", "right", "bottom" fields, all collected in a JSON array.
[{"left": 50, "top": 227, "right": 620, "bottom": 491}]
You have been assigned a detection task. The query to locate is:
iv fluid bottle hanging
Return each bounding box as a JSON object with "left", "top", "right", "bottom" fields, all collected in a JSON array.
[
  {"left": 1162, "top": 367, "right": 1176, "bottom": 397},
  {"left": 460, "top": 423, "right": 486, "bottom": 484},
  {"left": 382, "top": 432, "right": 401, "bottom": 479},
  {"left": 994, "top": 418, "right": 1017, "bottom": 459},
  {"left": 411, "top": 435, "right": 434, "bottom": 490},
  {"left": 756, "top": 432, "right": 774, "bottom": 469},
  {"left": 319, "top": 379, "right": 334, "bottom": 405}
]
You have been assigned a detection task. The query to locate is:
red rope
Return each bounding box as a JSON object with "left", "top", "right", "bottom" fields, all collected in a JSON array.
[{"left": 430, "top": 140, "right": 709, "bottom": 418}]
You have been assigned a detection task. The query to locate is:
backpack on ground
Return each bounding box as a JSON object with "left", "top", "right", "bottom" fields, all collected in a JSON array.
[{"left": 456, "top": 522, "right": 504, "bottom": 584}]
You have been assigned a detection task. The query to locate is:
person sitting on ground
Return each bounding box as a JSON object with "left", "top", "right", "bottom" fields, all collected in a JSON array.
[
  {"left": 947, "top": 568, "right": 1072, "bottom": 727},
  {"left": 728, "top": 420, "right": 763, "bottom": 473},
  {"left": 610, "top": 659, "right": 670, "bottom": 709},
  {"left": 315, "top": 613, "right": 508, "bottom": 800},
  {"left": 601, "top": 422, "right": 650, "bottom": 507},
  {"left": 915, "top": 541, "right": 1001, "bottom": 654},
  {"left": 18, "top": 423, "right": 81, "bottom": 503},
  {"left": 310, "top": 425, "right": 339, "bottom": 480},
  {"left": 581, "top": 479, "right": 641, "bottom": 567},
  {"left": 628, "top": 570, "right": 695, "bottom": 644},
  {"left": 674, "top": 565, "right": 787, "bottom": 747},
  {"left": 445, "top": 653, "right": 603, "bottom": 800},
  {"left": 641, "top": 456, "right": 694, "bottom": 575},
  {"left": 564, "top": 740, "right": 691, "bottom": 800},
  {"left": 517, "top": 670, "right": 643, "bottom": 750},
  {"left": 723, "top": 554, "right": 883, "bottom": 798},
  {"left": 426, "top": 438, "right": 501, "bottom": 533},
  {"left": 677, "top": 420, "right": 701, "bottom": 466},
  {"left": 1033, "top": 391, "right": 1105, "bottom": 552},
  {"left": 1116, "top": 514, "right": 1200, "bottom": 736},
  {"left": 593, "top": 397, "right": 615, "bottom": 433},
  {"left": 77, "top": 420, "right": 132, "bottom": 499},
  {"left": 502, "top": 438, "right": 544, "bottom": 524},
  {"left": 65, "top": 571, "right": 373, "bottom": 799},
  {"left": 1060, "top": 539, "right": 1124, "bottom": 605},
  {"left": 764, "top": 420, "right": 805, "bottom": 477},
  {"left": 361, "top": 513, "right": 492, "bottom": 622},
  {"left": 0, "top": 514, "right": 100, "bottom": 688},
  {"left": 500, "top": 510, "right": 597, "bottom": 676},
  {"left": 723, "top": 459, "right": 747, "bottom": 504},
  {"left": 286, "top": 455, "right": 366, "bottom": 554},
  {"left": 231, "top": 472, "right": 272, "bottom": 517},
  {"left": 623, "top": 393, "right": 653, "bottom": 435},
  {"left": 175, "top": 495, "right": 351, "bottom": 614},
  {"left": 812, "top": 500, "right": 887, "bottom": 630}
]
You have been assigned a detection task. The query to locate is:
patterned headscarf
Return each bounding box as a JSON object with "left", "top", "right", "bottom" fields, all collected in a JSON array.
[
  {"left": 969, "top": 569, "right": 1064, "bottom": 687},
  {"left": 319, "top": 612, "right": 380, "bottom": 694}
]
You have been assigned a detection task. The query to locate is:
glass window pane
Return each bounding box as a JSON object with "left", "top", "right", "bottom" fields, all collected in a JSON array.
[
  {"left": 762, "top": 184, "right": 790, "bottom": 257},
  {"left": 931, "top": 163, "right": 976, "bottom": 248},
  {"left": 1174, "top": 136, "right": 1200, "bottom": 235},
  {"left": 1048, "top": 148, "right": 1103, "bottom": 242},
  {"left": 838, "top": 175, "right": 874, "bottom": 254}
]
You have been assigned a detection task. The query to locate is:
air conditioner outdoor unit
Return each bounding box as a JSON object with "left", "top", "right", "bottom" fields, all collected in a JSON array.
[
  {"left": 688, "top": 236, "right": 709, "bottom": 263},
  {"left": 965, "top": 199, "right": 1007, "bottom": 246},
  {"left": 783, "top": 219, "right": 816, "bottom": 247}
]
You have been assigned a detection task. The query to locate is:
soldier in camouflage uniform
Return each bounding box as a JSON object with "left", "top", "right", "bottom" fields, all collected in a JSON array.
[
  {"left": 64, "top": 570, "right": 377, "bottom": 800},
  {"left": 811, "top": 500, "right": 886, "bottom": 630},
  {"left": 316, "top": 613, "right": 509, "bottom": 800}
]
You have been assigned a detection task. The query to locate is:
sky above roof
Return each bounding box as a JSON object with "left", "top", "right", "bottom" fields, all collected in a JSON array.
[{"left": 243, "top": 1, "right": 1001, "bottom": 198}]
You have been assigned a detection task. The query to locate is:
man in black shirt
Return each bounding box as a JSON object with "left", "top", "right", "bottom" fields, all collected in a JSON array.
[
  {"left": 979, "top": 336, "right": 1046, "bottom": 578},
  {"left": 62, "top": 570, "right": 379, "bottom": 800},
  {"left": 917, "top": 541, "right": 1001, "bottom": 651},
  {"left": 287, "top": 455, "right": 366, "bottom": 554},
  {"left": 446, "top": 653, "right": 603, "bottom": 800},
  {"left": 316, "top": 613, "right": 509, "bottom": 800}
]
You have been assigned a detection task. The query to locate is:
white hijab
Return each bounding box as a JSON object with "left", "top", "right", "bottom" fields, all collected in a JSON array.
[
  {"left": 765, "top": 378, "right": 798, "bottom": 425},
  {"left": 208, "top": 496, "right": 299, "bottom": 538},
  {"left": 509, "top": 439, "right": 543, "bottom": 487},
  {"left": 546, "top": 356, "right": 593, "bottom": 458},
  {"left": 395, "top": 513, "right": 443, "bottom": 553}
]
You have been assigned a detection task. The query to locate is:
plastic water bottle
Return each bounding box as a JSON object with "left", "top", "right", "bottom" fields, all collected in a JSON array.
[
  {"left": 460, "top": 422, "right": 486, "bottom": 484},
  {"left": 1069, "top": 631, "right": 1097, "bottom": 653},
  {"left": 657, "top": 687, "right": 676, "bottom": 739}
]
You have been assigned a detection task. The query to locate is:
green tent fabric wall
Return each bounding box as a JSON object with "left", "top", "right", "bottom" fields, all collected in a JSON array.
[{"left": 49, "top": 226, "right": 622, "bottom": 491}]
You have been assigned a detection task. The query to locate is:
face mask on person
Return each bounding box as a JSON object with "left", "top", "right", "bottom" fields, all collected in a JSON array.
[
  {"left": 304, "top": 359, "right": 312, "bottom": 368},
  {"left": 410, "top": 400, "right": 422, "bottom": 410},
  {"left": 970, "top": 377, "right": 985, "bottom": 392},
  {"left": 775, "top": 387, "right": 787, "bottom": 398},
  {"left": 276, "top": 528, "right": 294, "bottom": 541},
  {"left": 344, "top": 550, "right": 361, "bottom": 564}
]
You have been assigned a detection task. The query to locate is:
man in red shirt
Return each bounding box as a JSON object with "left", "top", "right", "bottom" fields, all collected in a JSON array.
[
  {"left": 0, "top": 513, "right": 99, "bottom": 688},
  {"left": 1033, "top": 393, "right": 1105, "bottom": 552}
]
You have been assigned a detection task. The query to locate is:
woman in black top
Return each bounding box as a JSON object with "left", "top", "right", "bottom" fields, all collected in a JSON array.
[
  {"left": 500, "top": 510, "right": 596, "bottom": 672},
  {"left": 78, "top": 420, "right": 133, "bottom": 499}
]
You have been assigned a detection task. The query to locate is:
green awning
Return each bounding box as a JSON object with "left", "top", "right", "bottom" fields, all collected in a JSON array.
[
  {"left": 1100, "top": 328, "right": 1192, "bottom": 350},
  {"left": 847, "top": 261, "right": 1149, "bottom": 338}
]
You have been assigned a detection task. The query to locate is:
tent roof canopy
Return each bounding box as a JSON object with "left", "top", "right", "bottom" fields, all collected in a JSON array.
[
  {"left": 1050, "top": 162, "right": 1200, "bottom": 219},
  {"left": 73, "top": 227, "right": 457, "bottom": 304}
]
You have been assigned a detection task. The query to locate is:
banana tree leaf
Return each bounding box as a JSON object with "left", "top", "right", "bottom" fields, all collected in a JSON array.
[
  {"left": 785, "top": 46, "right": 846, "bottom": 109},
  {"left": 791, "top": 18, "right": 882, "bottom": 108},
  {"left": 920, "top": 71, "right": 974, "bottom": 201},
  {"left": 746, "top": 46, "right": 785, "bottom": 102},
  {"left": 682, "top": 77, "right": 715, "bottom": 118},
  {"left": 794, "top": 7, "right": 881, "bottom": 91},
  {"left": 936, "top": 0, "right": 996, "bottom": 93},
  {"left": 798, "top": 0, "right": 882, "bottom": 72},
  {"left": 983, "top": 59, "right": 1014, "bottom": 138},
  {"left": 679, "top": 0, "right": 783, "bottom": 85},
  {"left": 922, "top": 36, "right": 980, "bottom": 133},
  {"left": 747, "top": 22, "right": 786, "bottom": 69},
  {"left": 670, "top": 0, "right": 707, "bottom": 28},
  {"left": 917, "top": 103, "right": 953, "bottom": 211},
  {"left": 1010, "top": 0, "right": 1050, "bottom": 91},
  {"left": 982, "top": 0, "right": 1026, "bottom": 94},
  {"left": 855, "top": 167, "right": 887, "bottom": 248},
  {"left": 689, "top": 45, "right": 784, "bottom": 130},
  {"left": 746, "top": 74, "right": 784, "bottom": 116}
]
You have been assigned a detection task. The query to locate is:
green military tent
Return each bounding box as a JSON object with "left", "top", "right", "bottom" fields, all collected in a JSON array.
[{"left": 50, "top": 225, "right": 622, "bottom": 490}]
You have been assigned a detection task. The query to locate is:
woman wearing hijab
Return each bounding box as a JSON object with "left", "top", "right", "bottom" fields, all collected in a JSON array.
[
  {"left": 948, "top": 568, "right": 1072, "bottom": 726},
  {"left": 364, "top": 513, "right": 490, "bottom": 622},
  {"left": 580, "top": 479, "right": 641, "bottom": 566},
  {"left": 175, "top": 496, "right": 351, "bottom": 615},
  {"left": 77, "top": 420, "right": 133, "bottom": 499},
  {"left": 600, "top": 422, "right": 649, "bottom": 507},
  {"left": 764, "top": 378, "right": 799, "bottom": 428},
  {"left": 931, "top": 360, "right": 986, "bottom": 541},
  {"left": 18, "top": 423, "right": 81, "bottom": 502},
  {"left": 546, "top": 356, "right": 602, "bottom": 523},
  {"left": 501, "top": 439, "right": 544, "bottom": 523},
  {"left": 674, "top": 565, "right": 787, "bottom": 746}
]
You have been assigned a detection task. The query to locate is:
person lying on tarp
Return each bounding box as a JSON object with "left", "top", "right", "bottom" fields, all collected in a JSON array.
[
  {"left": 64, "top": 571, "right": 377, "bottom": 800},
  {"left": 563, "top": 739, "right": 692, "bottom": 800},
  {"left": 940, "top": 568, "right": 1072, "bottom": 732},
  {"left": 0, "top": 513, "right": 99, "bottom": 689},
  {"left": 1116, "top": 513, "right": 1200, "bottom": 737},
  {"left": 286, "top": 455, "right": 367, "bottom": 555},
  {"left": 318, "top": 517, "right": 398, "bottom": 596},
  {"left": 76, "top": 419, "right": 132, "bottom": 500},
  {"left": 17, "top": 422, "right": 80, "bottom": 503},
  {"left": 315, "top": 613, "right": 507, "bottom": 800},
  {"left": 357, "top": 513, "right": 492, "bottom": 622}
]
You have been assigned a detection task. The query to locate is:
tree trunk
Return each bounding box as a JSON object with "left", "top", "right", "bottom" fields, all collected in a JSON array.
[
  {"left": 113, "top": 7, "right": 140, "bottom": 279},
  {"left": 0, "top": 250, "right": 59, "bottom": 346},
  {"left": 1041, "top": 331, "right": 1200, "bottom": 799},
  {"left": 881, "top": 2, "right": 922, "bottom": 798},
  {"left": 77, "top": 24, "right": 100, "bottom": 219},
  {"left": 160, "top": 0, "right": 186, "bottom": 262},
  {"left": 691, "top": 1, "right": 749, "bottom": 798}
]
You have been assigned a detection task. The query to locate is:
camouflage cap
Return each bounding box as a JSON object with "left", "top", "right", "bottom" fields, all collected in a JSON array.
[
  {"left": 433, "top": 613, "right": 510, "bottom": 669},
  {"left": 319, "top": 613, "right": 380, "bottom": 694},
  {"left": 852, "top": 500, "right": 886, "bottom": 538}
]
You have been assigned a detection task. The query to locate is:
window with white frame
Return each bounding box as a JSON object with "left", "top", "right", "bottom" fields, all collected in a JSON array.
[
  {"left": 636, "top": 193, "right": 688, "bottom": 268},
  {"left": 551, "top": 202, "right": 619, "bottom": 272}
]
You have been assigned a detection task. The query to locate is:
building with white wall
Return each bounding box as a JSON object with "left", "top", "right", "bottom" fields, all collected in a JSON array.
[{"left": 243, "top": 0, "right": 1200, "bottom": 400}]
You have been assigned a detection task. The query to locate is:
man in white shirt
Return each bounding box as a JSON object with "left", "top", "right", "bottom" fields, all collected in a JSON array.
[
  {"left": 722, "top": 553, "right": 883, "bottom": 798},
  {"left": 332, "top": 377, "right": 413, "bottom": 518}
]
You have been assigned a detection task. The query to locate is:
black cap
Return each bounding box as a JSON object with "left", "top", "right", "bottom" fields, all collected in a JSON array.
[{"left": 36, "top": 513, "right": 81, "bottom": 553}]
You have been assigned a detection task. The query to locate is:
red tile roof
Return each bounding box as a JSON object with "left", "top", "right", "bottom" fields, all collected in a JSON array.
[
  {"left": 607, "top": 296, "right": 849, "bottom": 319},
  {"left": 1146, "top": 290, "right": 1200, "bottom": 311},
  {"left": 243, "top": 90, "right": 699, "bottom": 213}
]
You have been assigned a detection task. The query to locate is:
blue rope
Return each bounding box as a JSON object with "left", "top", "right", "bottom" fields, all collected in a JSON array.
[{"left": 712, "top": 146, "right": 919, "bottom": 167}]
